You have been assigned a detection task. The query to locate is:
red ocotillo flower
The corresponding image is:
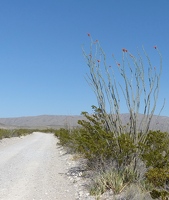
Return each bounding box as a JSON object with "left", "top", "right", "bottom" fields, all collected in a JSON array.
[
  {"left": 117, "top": 63, "right": 120, "bottom": 66},
  {"left": 122, "top": 48, "right": 128, "bottom": 52},
  {"left": 87, "top": 33, "right": 90, "bottom": 37},
  {"left": 154, "top": 46, "right": 157, "bottom": 49},
  {"left": 97, "top": 60, "right": 100, "bottom": 63}
]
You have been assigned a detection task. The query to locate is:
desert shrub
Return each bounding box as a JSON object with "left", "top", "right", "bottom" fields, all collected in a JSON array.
[
  {"left": 146, "top": 168, "right": 169, "bottom": 199},
  {"left": 115, "top": 133, "right": 137, "bottom": 168},
  {"left": 150, "top": 190, "right": 169, "bottom": 200},
  {"left": 54, "top": 111, "right": 169, "bottom": 199},
  {"left": 77, "top": 116, "right": 115, "bottom": 160},
  {"left": 55, "top": 126, "right": 115, "bottom": 162},
  {"left": 0, "top": 128, "right": 34, "bottom": 139},
  {"left": 54, "top": 128, "right": 72, "bottom": 146},
  {"left": 54, "top": 123, "right": 169, "bottom": 199},
  {"left": 11, "top": 129, "right": 34, "bottom": 137},
  {"left": 146, "top": 168, "right": 169, "bottom": 188},
  {"left": 0, "top": 129, "right": 12, "bottom": 139},
  {"left": 140, "top": 130, "right": 169, "bottom": 168},
  {"left": 77, "top": 111, "right": 138, "bottom": 171},
  {"left": 40, "top": 128, "right": 56, "bottom": 133},
  {"left": 75, "top": 129, "right": 116, "bottom": 162},
  {"left": 54, "top": 121, "right": 137, "bottom": 172},
  {"left": 138, "top": 130, "right": 169, "bottom": 199}
]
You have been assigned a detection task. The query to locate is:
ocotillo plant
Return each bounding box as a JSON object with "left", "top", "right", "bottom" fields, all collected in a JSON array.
[{"left": 83, "top": 35, "right": 164, "bottom": 145}]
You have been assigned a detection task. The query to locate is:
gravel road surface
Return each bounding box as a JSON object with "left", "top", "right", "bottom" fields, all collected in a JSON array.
[{"left": 0, "top": 132, "right": 76, "bottom": 200}]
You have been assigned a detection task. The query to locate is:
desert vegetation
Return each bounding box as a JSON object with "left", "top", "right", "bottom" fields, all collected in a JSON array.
[
  {"left": 0, "top": 128, "right": 35, "bottom": 139},
  {"left": 54, "top": 36, "right": 169, "bottom": 199},
  {"left": 0, "top": 128, "right": 54, "bottom": 139}
]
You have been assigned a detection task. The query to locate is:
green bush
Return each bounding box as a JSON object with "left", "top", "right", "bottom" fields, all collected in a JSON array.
[
  {"left": 77, "top": 111, "right": 138, "bottom": 171},
  {"left": 115, "top": 133, "right": 137, "bottom": 168},
  {"left": 54, "top": 128, "right": 72, "bottom": 146},
  {"left": 146, "top": 168, "right": 169, "bottom": 188},
  {"left": 0, "top": 129, "right": 12, "bottom": 139},
  {"left": 12, "top": 129, "right": 34, "bottom": 137},
  {"left": 0, "top": 128, "right": 35, "bottom": 139},
  {"left": 140, "top": 130, "right": 169, "bottom": 168},
  {"left": 54, "top": 114, "right": 139, "bottom": 181},
  {"left": 146, "top": 168, "right": 169, "bottom": 199},
  {"left": 139, "top": 130, "right": 169, "bottom": 199}
]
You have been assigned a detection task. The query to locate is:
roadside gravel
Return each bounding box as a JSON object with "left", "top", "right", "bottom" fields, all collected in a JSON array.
[{"left": 0, "top": 132, "right": 78, "bottom": 200}]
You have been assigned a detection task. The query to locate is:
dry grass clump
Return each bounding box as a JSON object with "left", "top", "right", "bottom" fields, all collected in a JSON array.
[{"left": 115, "top": 183, "right": 153, "bottom": 200}]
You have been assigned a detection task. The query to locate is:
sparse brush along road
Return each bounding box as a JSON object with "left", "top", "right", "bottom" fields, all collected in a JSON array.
[{"left": 0, "top": 132, "right": 76, "bottom": 200}]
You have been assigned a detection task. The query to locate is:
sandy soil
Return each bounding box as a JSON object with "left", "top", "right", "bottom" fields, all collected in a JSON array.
[{"left": 0, "top": 132, "right": 76, "bottom": 200}]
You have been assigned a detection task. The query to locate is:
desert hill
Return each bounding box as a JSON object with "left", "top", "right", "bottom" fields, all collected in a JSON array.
[{"left": 0, "top": 114, "right": 168, "bottom": 132}]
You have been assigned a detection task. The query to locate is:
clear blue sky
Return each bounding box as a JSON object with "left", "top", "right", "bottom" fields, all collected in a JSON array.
[{"left": 0, "top": 0, "right": 168, "bottom": 117}]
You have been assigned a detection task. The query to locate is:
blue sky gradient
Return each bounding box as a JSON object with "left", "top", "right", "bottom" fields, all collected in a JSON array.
[{"left": 0, "top": 0, "right": 168, "bottom": 117}]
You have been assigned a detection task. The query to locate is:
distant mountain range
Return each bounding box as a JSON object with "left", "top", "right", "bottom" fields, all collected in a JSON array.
[
  {"left": 0, "top": 115, "right": 85, "bottom": 129},
  {"left": 0, "top": 114, "right": 169, "bottom": 132}
]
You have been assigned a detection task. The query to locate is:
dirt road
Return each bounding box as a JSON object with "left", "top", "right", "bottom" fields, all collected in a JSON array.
[{"left": 0, "top": 132, "right": 76, "bottom": 200}]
